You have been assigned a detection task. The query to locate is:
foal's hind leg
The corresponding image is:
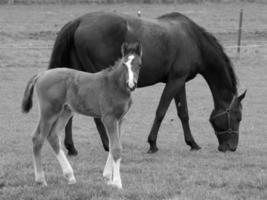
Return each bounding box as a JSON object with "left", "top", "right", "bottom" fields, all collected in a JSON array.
[
  {"left": 174, "top": 87, "right": 201, "bottom": 151},
  {"left": 47, "top": 107, "right": 76, "bottom": 184},
  {"left": 32, "top": 117, "right": 54, "bottom": 186}
]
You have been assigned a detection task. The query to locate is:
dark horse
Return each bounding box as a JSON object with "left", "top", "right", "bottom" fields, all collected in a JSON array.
[{"left": 49, "top": 11, "right": 246, "bottom": 155}]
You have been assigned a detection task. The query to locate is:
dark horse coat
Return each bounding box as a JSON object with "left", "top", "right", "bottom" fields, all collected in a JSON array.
[{"left": 49, "top": 11, "right": 246, "bottom": 154}]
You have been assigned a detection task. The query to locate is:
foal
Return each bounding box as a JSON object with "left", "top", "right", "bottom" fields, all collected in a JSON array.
[{"left": 21, "top": 42, "right": 142, "bottom": 189}]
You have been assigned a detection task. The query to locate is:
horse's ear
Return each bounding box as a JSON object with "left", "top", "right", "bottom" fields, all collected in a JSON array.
[
  {"left": 238, "top": 89, "right": 247, "bottom": 102},
  {"left": 136, "top": 42, "right": 142, "bottom": 56},
  {"left": 121, "top": 42, "right": 128, "bottom": 56}
]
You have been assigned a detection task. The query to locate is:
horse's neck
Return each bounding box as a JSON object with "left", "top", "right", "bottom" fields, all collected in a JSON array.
[{"left": 202, "top": 71, "right": 236, "bottom": 110}]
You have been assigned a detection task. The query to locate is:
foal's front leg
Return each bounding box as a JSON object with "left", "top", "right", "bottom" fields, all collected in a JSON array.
[{"left": 102, "top": 116, "right": 122, "bottom": 189}]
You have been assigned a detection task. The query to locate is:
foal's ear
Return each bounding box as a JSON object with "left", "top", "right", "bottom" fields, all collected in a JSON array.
[
  {"left": 238, "top": 89, "right": 247, "bottom": 102},
  {"left": 121, "top": 42, "right": 129, "bottom": 56},
  {"left": 135, "top": 42, "right": 142, "bottom": 56}
]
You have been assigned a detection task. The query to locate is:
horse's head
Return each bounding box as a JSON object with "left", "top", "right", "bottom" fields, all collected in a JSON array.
[
  {"left": 121, "top": 42, "right": 142, "bottom": 91},
  {"left": 209, "top": 90, "right": 246, "bottom": 152}
]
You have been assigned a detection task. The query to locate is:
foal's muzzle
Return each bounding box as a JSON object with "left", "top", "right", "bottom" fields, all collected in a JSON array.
[{"left": 127, "top": 82, "right": 137, "bottom": 91}]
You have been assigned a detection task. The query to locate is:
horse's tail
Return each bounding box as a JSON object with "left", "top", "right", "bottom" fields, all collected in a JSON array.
[
  {"left": 21, "top": 74, "right": 39, "bottom": 113},
  {"left": 48, "top": 19, "right": 81, "bottom": 69}
]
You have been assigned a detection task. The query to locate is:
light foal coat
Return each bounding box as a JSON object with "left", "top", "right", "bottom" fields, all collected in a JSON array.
[{"left": 22, "top": 42, "right": 142, "bottom": 189}]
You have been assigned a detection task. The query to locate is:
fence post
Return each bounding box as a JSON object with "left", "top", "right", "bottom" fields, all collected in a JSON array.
[
  {"left": 137, "top": 10, "right": 141, "bottom": 17},
  {"left": 237, "top": 9, "right": 243, "bottom": 53}
]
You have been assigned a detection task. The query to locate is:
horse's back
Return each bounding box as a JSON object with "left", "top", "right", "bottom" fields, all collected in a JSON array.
[
  {"left": 75, "top": 12, "right": 128, "bottom": 69},
  {"left": 74, "top": 12, "right": 181, "bottom": 86}
]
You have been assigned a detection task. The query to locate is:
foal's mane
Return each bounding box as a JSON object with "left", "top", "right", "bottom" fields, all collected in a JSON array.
[
  {"left": 102, "top": 47, "right": 140, "bottom": 73},
  {"left": 158, "top": 12, "right": 238, "bottom": 94},
  {"left": 101, "top": 58, "right": 123, "bottom": 73}
]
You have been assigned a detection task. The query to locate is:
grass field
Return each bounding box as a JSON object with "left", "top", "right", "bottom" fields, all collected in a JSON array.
[{"left": 0, "top": 2, "right": 267, "bottom": 200}]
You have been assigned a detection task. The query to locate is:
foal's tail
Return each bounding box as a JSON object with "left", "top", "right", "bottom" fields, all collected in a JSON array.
[{"left": 21, "top": 74, "right": 39, "bottom": 113}]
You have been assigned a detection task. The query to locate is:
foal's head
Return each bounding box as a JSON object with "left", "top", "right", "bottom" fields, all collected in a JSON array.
[{"left": 121, "top": 42, "right": 142, "bottom": 91}]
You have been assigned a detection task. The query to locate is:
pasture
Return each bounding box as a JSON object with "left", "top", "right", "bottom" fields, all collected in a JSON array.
[{"left": 0, "top": 2, "right": 267, "bottom": 200}]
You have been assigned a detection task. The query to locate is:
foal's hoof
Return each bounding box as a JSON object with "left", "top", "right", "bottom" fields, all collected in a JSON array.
[
  {"left": 103, "top": 172, "right": 112, "bottom": 181},
  {"left": 65, "top": 173, "right": 76, "bottom": 184},
  {"left": 35, "top": 179, "right": 47, "bottom": 186},
  {"left": 68, "top": 177, "right": 77, "bottom": 185},
  {"left": 107, "top": 180, "right": 122, "bottom": 189}
]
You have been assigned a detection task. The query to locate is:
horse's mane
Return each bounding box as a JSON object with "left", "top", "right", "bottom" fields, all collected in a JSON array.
[
  {"left": 158, "top": 12, "right": 238, "bottom": 94},
  {"left": 196, "top": 25, "right": 238, "bottom": 93},
  {"left": 157, "top": 12, "right": 185, "bottom": 20}
]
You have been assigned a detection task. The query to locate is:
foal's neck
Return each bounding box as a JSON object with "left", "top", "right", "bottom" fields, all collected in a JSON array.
[{"left": 107, "top": 61, "right": 131, "bottom": 95}]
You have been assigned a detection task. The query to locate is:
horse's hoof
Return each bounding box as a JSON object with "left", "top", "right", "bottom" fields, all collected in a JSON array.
[
  {"left": 147, "top": 147, "right": 159, "bottom": 154},
  {"left": 186, "top": 140, "right": 201, "bottom": 151},
  {"left": 67, "top": 148, "right": 78, "bottom": 156},
  {"left": 190, "top": 145, "right": 201, "bottom": 151},
  {"left": 103, "top": 146, "right": 109, "bottom": 152}
]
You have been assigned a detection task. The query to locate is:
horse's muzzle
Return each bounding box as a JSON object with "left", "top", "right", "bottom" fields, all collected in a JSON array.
[{"left": 218, "top": 143, "right": 237, "bottom": 152}]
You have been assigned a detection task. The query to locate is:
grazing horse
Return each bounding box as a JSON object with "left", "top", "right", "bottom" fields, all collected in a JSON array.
[
  {"left": 21, "top": 42, "right": 142, "bottom": 189},
  {"left": 49, "top": 11, "right": 246, "bottom": 155}
]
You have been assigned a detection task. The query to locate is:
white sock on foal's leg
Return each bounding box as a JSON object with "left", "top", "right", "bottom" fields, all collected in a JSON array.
[
  {"left": 111, "top": 158, "right": 122, "bottom": 189},
  {"left": 33, "top": 155, "right": 47, "bottom": 186},
  {"left": 56, "top": 149, "right": 76, "bottom": 184},
  {"left": 103, "top": 153, "right": 113, "bottom": 181}
]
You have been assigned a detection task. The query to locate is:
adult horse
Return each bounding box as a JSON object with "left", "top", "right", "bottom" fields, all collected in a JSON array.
[{"left": 49, "top": 11, "right": 246, "bottom": 155}]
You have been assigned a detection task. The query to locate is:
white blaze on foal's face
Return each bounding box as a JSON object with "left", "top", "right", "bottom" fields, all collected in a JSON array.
[{"left": 125, "top": 54, "right": 135, "bottom": 90}]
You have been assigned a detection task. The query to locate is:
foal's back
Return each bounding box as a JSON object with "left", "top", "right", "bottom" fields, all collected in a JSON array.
[{"left": 36, "top": 68, "right": 106, "bottom": 117}]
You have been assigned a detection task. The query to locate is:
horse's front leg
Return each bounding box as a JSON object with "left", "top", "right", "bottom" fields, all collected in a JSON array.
[
  {"left": 147, "top": 78, "right": 186, "bottom": 153},
  {"left": 102, "top": 116, "right": 122, "bottom": 189},
  {"left": 94, "top": 118, "right": 109, "bottom": 151},
  {"left": 174, "top": 86, "right": 201, "bottom": 151}
]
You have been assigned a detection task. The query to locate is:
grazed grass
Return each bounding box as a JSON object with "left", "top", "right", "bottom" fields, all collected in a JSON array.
[{"left": 0, "top": 2, "right": 267, "bottom": 200}]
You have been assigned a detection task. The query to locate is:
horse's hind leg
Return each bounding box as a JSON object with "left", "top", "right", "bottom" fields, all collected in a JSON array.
[
  {"left": 64, "top": 117, "right": 78, "bottom": 156},
  {"left": 32, "top": 116, "right": 54, "bottom": 186},
  {"left": 174, "top": 86, "right": 201, "bottom": 151},
  {"left": 94, "top": 118, "right": 109, "bottom": 151},
  {"left": 47, "top": 107, "right": 76, "bottom": 184}
]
